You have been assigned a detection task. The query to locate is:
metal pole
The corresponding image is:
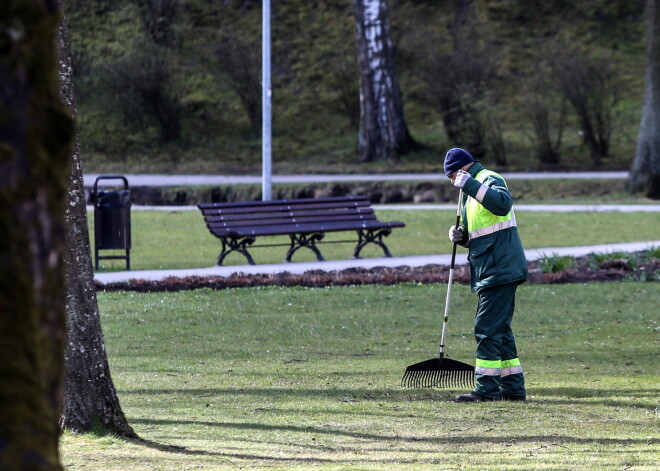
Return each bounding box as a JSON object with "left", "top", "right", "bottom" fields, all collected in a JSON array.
[{"left": 262, "top": 0, "right": 272, "bottom": 201}]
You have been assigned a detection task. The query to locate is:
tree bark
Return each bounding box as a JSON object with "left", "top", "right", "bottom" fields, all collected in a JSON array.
[
  {"left": 0, "top": 1, "right": 74, "bottom": 469},
  {"left": 352, "top": 0, "right": 417, "bottom": 162},
  {"left": 630, "top": 0, "right": 660, "bottom": 199},
  {"left": 56, "top": 1, "right": 138, "bottom": 438}
]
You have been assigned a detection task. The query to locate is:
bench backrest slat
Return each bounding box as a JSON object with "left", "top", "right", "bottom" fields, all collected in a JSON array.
[
  {"left": 213, "top": 220, "right": 404, "bottom": 237},
  {"left": 200, "top": 200, "right": 370, "bottom": 216},
  {"left": 198, "top": 196, "right": 369, "bottom": 211},
  {"left": 207, "top": 213, "right": 378, "bottom": 230},
  {"left": 204, "top": 207, "right": 374, "bottom": 223}
]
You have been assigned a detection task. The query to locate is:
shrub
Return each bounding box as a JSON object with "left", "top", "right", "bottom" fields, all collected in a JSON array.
[
  {"left": 645, "top": 245, "right": 660, "bottom": 259},
  {"left": 588, "top": 251, "right": 637, "bottom": 270},
  {"left": 538, "top": 252, "right": 575, "bottom": 273}
]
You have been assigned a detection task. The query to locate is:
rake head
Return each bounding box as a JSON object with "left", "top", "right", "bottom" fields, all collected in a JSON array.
[{"left": 401, "top": 357, "right": 475, "bottom": 389}]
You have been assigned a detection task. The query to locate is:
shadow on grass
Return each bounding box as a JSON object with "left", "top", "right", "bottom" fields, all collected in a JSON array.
[
  {"left": 122, "top": 390, "right": 657, "bottom": 466},
  {"left": 127, "top": 436, "right": 337, "bottom": 463},
  {"left": 121, "top": 386, "right": 659, "bottom": 409},
  {"left": 129, "top": 418, "right": 655, "bottom": 447},
  {"left": 530, "top": 387, "right": 659, "bottom": 409}
]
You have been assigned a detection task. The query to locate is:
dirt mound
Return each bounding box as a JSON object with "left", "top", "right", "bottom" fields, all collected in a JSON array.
[{"left": 96, "top": 253, "right": 658, "bottom": 292}]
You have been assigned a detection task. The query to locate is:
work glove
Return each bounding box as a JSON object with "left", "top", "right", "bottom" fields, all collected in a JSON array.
[
  {"left": 448, "top": 225, "right": 465, "bottom": 243},
  {"left": 452, "top": 170, "right": 471, "bottom": 188}
]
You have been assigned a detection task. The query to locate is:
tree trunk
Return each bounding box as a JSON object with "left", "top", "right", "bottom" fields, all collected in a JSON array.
[
  {"left": 56, "top": 1, "right": 138, "bottom": 438},
  {"left": 630, "top": 0, "right": 660, "bottom": 199},
  {"left": 0, "top": 1, "right": 74, "bottom": 469},
  {"left": 352, "top": 0, "right": 417, "bottom": 162}
]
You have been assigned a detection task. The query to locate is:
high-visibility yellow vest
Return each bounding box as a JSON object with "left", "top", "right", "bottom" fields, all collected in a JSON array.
[{"left": 465, "top": 169, "right": 516, "bottom": 240}]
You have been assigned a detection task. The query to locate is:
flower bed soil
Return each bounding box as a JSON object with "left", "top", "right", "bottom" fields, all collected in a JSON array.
[{"left": 96, "top": 253, "right": 658, "bottom": 293}]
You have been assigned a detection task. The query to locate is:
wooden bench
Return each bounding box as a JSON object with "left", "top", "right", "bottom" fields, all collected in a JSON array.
[{"left": 198, "top": 196, "right": 405, "bottom": 265}]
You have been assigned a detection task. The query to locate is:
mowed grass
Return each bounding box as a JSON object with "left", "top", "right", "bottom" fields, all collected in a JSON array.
[
  {"left": 59, "top": 282, "right": 659, "bottom": 470},
  {"left": 90, "top": 209, "right": 660, "bottom": 271}
]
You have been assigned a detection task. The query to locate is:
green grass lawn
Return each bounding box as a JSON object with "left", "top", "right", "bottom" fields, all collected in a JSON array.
[
  {"left": 60, "top": 282, "right": 659, "bottom": 470},
  {"left": 91, "top": 209, "right": 660, "bottom": 271}
]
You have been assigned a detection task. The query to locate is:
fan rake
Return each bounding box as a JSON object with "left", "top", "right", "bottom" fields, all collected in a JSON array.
[{"left": 401, "top": 357, "right": 474, "bottom": 389}]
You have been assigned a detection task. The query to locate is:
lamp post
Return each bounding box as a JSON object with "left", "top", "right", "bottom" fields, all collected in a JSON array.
[{"left": 262, "top": 0, "right": 272, "bottom": 201}]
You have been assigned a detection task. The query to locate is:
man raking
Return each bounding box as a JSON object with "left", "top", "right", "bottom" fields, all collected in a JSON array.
[{"left": 444, "top": 148, "right": 528, "bottom": 402}]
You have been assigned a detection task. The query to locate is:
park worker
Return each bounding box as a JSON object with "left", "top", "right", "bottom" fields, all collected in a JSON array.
[{"left": 444, "top": 147, "right": 528, "bottom": 402}]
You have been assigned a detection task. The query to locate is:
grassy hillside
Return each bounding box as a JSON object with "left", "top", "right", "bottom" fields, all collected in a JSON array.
[{"left": 65, "top": 0, "right": 646, "bottom": 174}]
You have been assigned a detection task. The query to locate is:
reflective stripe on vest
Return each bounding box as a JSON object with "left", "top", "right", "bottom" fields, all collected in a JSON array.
[{"left": 465, "top": 169, "right": 515, "bottom": 240}]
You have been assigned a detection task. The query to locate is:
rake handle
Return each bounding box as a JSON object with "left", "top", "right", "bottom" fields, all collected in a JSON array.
[{"left": 440, "top": 189, "right": 463, "bottom": 359}]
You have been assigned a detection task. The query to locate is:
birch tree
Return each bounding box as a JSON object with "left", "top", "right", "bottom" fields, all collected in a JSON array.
[
  {"left": 629, "top": 0, "right": 660, "bottom": 198},
  {"left": 352, "top": 0, "right": 416, "bottom": 162},
  {"left": 57, "top": 0, "right": 138, "bottom": 437},
  {"left": 0, "top": 0, "right": 74, "bottom": 469}
]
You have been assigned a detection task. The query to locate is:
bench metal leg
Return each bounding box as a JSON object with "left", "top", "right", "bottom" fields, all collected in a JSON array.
[
  {"left": 286, "top": 233, "right": 325, "bottom": 262},
  {"left": 217, "top": 236, "right": 256, "bottom": 265},
  {"left": 353, "top": 228, "right": 394, "bottom": 259}
]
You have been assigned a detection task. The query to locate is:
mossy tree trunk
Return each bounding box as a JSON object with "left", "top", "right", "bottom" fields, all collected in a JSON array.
[
  {"left": 352, "top": 0, "right": 417, "bottom": 162},
  {"left": 0, "top": 1, "right": 74, "bottom": 469},
  {"left": 630, "top": 0, "right": 660, "bottom": 199},
  {"left": 56, "top": 1, "right": 138, "bottom": 438}
]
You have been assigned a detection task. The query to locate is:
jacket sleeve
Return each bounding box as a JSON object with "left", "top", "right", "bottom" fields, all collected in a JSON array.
[{"left": 462, "top": 174, "right": 513, "bottom": 217}]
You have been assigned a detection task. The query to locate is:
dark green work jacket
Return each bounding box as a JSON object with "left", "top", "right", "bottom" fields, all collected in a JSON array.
[{"left": 456, "top": 162, "right": 528, "bottom": 293}]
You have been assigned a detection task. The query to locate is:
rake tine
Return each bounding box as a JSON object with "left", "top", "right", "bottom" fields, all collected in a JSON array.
[{"left": 402, "top": 365, "right": 475, "bottom": 389}]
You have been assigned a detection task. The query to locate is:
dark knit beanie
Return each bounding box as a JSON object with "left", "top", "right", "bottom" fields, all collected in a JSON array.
[{"left": 443, "top": 148, "right": 474, "bottom": 176}]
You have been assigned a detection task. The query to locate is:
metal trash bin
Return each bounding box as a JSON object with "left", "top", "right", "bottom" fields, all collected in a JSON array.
[{"left": 93, "top": 175, "right": 131, "bottom": 270}]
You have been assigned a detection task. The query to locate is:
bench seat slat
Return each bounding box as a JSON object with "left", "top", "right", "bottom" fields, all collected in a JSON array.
[
  {"left": 211, "top": 220, "right": 405, "bottom": 238},
  {"left": 207, "top": 213, "right": 377, "bottom": 229}
]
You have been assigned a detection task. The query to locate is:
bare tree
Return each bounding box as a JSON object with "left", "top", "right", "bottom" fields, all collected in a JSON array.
[
  {"left": 352, "top": 0, "right": 417, "bottom": 162},
  {"left": 523, "top": 78, "right": 567, "bottom": 167},
  {"left": 630, "top": 0, "right": 660, "bottom": 198},
  {"left": 105, "top": 47, "right": 182, "bottom": 143},
  {"left": 0, "top": 1, "right": 74, "bottom": 469},
  {"left": 325, "top": 50, "right": 361, "bottom": 130},
  {"left": 551, "top": 50, "right": 621, "bottom": 167},
  {"left": 57, "top": 1, "right": 138, "bottom": 438},
  {"left": 421, "top": 0, "right": 499, "bottom": 160},
  {"left": 216, "top": 34, "right": 262, "bottom": 136},
  {"left": 136, "top": 0, "right": 180, "bottom": 47}
]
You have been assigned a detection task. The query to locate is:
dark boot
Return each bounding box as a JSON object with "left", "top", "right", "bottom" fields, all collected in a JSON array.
[{"left": 454, "top": 392, "right": 495, "bottom": 403}]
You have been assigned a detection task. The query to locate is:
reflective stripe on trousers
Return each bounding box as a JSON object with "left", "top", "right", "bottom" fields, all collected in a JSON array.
[
  {"left": 502, "top": 358, "right": 523, "bottom": 376},
  {"left": 475, "top": 358, "right": 522, "bottom": 376}
]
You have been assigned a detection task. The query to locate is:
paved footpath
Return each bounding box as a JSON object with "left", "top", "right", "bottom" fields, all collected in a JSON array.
[{"left": 94, "top": 240, "right": 660, "bottom": 284}]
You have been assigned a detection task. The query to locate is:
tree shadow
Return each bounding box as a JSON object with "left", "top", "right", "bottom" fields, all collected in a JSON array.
[
  {"left": 129, "top": 417, "right": 656, "bottom": 445},
  {"left": 529, "top": 387, "right": 659, "bottom": 410},
  {"left": 121, "top": 385, "right": 659, "bottom": 410}
]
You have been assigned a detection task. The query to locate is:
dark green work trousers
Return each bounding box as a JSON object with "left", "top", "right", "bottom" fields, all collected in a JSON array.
[{"left": 473, "top": 282, "right": 526, "bottom": 398}]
